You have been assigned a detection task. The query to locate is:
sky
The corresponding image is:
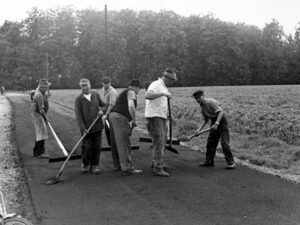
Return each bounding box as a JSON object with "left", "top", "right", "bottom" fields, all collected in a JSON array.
[{"left": 1, "top": 0, "right": 300, "bottom": 35}]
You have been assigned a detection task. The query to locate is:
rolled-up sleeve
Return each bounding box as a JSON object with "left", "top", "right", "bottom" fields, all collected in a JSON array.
[{"left": 108, "top": 91, "right": 117, "bottom": 106}]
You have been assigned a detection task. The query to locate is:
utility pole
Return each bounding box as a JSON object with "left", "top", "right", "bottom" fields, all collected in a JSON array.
[
  {"left": 105, "top": 5, "right": 109, "bottom": 77},
  {"left": 45, "top": 52, "right": 49, "bottom": 81}
]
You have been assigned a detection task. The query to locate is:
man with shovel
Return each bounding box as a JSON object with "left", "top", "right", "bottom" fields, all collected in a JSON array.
[
  {"left": 145, "top": 68, "right": 177, "bottom": 177},
  {"left": 75, "top": 78, "right": 105, "bottom": 174},
  {"left": 192, "top": 90, "right": 236, "bottom": 169},
  {"left": 30, "top": 78, "right": 51, "bottom": 159}
]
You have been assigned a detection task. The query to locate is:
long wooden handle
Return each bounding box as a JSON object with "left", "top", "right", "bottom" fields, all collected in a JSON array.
[
  {"left": 47, "top": 121, "right": 68, "bottom": 156},
  {"left": 167, "top": 99, "right": 172, "bottom": 149}
]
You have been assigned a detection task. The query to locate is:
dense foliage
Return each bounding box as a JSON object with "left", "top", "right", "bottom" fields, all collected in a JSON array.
[{"left": 1, "top": 7, "right": 300, "bottom": 89}]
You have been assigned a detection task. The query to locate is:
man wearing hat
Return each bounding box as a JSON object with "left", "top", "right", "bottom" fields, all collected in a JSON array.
[
  {"left": 109, "top": 79, "right": 143, "bottom": 175},
  {"left": 30, "top": 78, "right": 51, "bottom": 158},
  {"left": 75, "top": 78, "right": 105, "bottom": 174},
  {"left": 145, "top": 68, "right": 177, "bottom": 177},
  {"left": 100, "top": 76, "right": 120, "bottom": 170}
]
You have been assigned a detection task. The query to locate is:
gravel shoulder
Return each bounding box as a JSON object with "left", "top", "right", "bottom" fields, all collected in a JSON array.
[{"left": 0, "top": 94, "right": 37, "bottom": 224}]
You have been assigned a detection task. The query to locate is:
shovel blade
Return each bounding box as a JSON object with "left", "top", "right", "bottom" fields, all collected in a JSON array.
[
  {"left": 45, "top": 176, "right": 60, "bottom": 185},
  {"left": 165, "top": 145, "right": 179, "bottom": 154}
]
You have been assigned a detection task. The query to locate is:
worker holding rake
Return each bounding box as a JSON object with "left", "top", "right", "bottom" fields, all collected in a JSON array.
[
  {"left": 75, "top": 78, "right": 105, "bottom": 174},
  {"left": 192, "top": 90, "right": 236, "bottom": 169},
  {"left": 31, "top": 78, "right": 51, "bottom": 159}
]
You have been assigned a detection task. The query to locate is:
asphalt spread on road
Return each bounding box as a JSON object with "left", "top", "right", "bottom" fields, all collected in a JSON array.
[{"left": 8, "top": 93, "right": 300, "bottom": 225}]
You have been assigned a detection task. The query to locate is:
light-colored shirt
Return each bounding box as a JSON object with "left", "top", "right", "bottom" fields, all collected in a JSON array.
[
  {"left": 127, "top": 89, "right": 136, "bottom": 101},
  {"left": 201, "top": 98, "right": 222, "bottom": 120},
  {"left": 145, "top": 78, "right": 169, "bottom": 119},
  {"left": 83, "top": 93, "right": 91, "bottom": 102},
  {"left": 101, "top": 86, "right": 118, "bottom": 113},
  {"left": 30, "top": 88, "right": 49, "bottom": 113}
]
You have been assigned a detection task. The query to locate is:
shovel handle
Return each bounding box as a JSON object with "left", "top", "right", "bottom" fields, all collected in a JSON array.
[
  {"left": 188, "top": 128, "right": 211, "bottom": 141},
  {"left": 167, "top": 99, "right": 172, "bottom": 149}
]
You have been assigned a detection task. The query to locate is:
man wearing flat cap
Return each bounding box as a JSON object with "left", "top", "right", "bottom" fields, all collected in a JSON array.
[
  {"left": 145, "top": 68, "right": 177, "bottom": 177},
  {"left": 75, "top": 78, "right": 105, "bottom": 174},
  {"left": 31, "top": 78, "right": 51, "bottom": 158},
  {"left": 109, "top": 79, "right": 143, "bottom": 175}
]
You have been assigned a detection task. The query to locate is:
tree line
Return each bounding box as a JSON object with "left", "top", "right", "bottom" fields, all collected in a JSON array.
[{"left": 0, "top": 6, "right": 300, "bottom": 89}]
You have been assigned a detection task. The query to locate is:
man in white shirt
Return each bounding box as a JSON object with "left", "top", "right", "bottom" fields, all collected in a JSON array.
[{"left": 145, "top": 69, "right": 177, "bottom": 177}]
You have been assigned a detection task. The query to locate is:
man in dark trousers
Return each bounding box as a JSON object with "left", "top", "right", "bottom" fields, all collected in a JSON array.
[
  {"left": 30, "top": 78, "right": 51, "bottom": 159},
  {"left": 109, "top": 79, "right": 143, "bottom": 175},
  {"left": 75, "top": 78, "right": 105, "bottom": 174},
  {"left": 192, "top": 90, "right": 236, "bottom": 169}
]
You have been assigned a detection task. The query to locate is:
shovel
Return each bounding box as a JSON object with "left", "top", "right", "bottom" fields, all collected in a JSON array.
[
  {"left": 165, "top": 99, "right": 179, "bottom": 154},
  {"left": 186, "top": 128, "right": 211, "bottom": 141},
  {"left": 45, "top": 115, "right": 100, "bottom": 185},
  {"left": 104, "top": 119, "right": 111, "bottom": 145}
]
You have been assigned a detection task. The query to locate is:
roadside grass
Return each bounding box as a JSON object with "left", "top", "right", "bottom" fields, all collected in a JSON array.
[{"left": 50, "top": 85, "right": 300, "bottom": 172}]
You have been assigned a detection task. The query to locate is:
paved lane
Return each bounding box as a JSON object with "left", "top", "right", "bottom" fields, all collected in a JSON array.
[{"left": 8, "top": 93, "right": 300, "bottom": 225}]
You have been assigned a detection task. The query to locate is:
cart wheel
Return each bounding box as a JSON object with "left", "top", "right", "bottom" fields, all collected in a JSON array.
[{"left": 4, "top": 217, "right": 33, "bottom": 225}]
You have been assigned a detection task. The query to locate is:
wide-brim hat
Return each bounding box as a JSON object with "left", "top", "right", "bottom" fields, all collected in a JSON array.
[
  {"left": 38, "top": 78, "right": 51, "bottom": 88},
  {"left": 129, "top": 79, "right": 142, "bottom": 88},
  {"left": 79, "top": 78, "right": 90, "bottom": 86},
  {"left": 163, "top": 69, "right": 177, "bottom": 80}
]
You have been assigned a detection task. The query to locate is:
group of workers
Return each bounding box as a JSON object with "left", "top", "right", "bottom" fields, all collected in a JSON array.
[{"left": 30, "top": 68, "right": 235, "bottom": 178}]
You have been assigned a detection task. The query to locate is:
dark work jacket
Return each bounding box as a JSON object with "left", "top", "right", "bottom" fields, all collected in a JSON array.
[
  {"left": 111, "top": 88, "right": 137, "bottom": 121},
  {"left": 75, "top": 91, "right": 104, "bottom": 133}
]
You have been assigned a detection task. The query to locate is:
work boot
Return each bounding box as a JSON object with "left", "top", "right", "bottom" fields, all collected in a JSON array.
[
  {"left": 151, "top": 162, "right": 168, "bottom": 171},
  {"left": 81, "top": 163, "right": 88, "bottom": 173},
  {"left": 199, "top": 160, "right": 214, "bottom": 167},
  {"left": 123, "top": 169, "right": 143, "bottom": 175},
  {"left": 113, "top": 167, "right": 121, "bottom": 171},
  {"left": 38, "top": 153, "right": 50, "bottom": 159},
  {"left": 153, "top": 169, "right": 170, "bottom": 177},
  {"left": 226, "top": 162, "right": 236, "bottom": 169},
  {"left": 90, "top": 165, "right": 103, "bottom": 174}
]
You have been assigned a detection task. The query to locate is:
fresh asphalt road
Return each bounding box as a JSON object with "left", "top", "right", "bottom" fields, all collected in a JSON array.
[{"left": 8, "top": 93, "right": 300, "bottom": 225}]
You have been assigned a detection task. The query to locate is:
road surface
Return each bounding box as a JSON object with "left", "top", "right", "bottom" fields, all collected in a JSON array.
[{"left": 7, "top": 93, "right": 300, "bottom": 225}]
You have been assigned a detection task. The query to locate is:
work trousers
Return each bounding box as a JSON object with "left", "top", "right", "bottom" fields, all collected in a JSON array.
[
  {"left": 146, "top": 117, "right": 168, "bottom": 171},
  {"left": 206, "top": 116, "right": 234, "bottom": 164},
  {"left": 109, "top": 112, "right": 134, "bottom": 171},
  {"left": 106, "top": 119, "right": 121, "bottom": 169},
  {"left": 81, "top": 130, "right": 102, "bottom": 166},
  {"left": 33, "top": 140, "right": 45, "bottom": 156}
]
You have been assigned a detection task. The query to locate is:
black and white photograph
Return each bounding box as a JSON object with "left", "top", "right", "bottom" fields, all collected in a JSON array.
[{"left": 0, "top": 0, "right": 299, "bottom": 224}]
